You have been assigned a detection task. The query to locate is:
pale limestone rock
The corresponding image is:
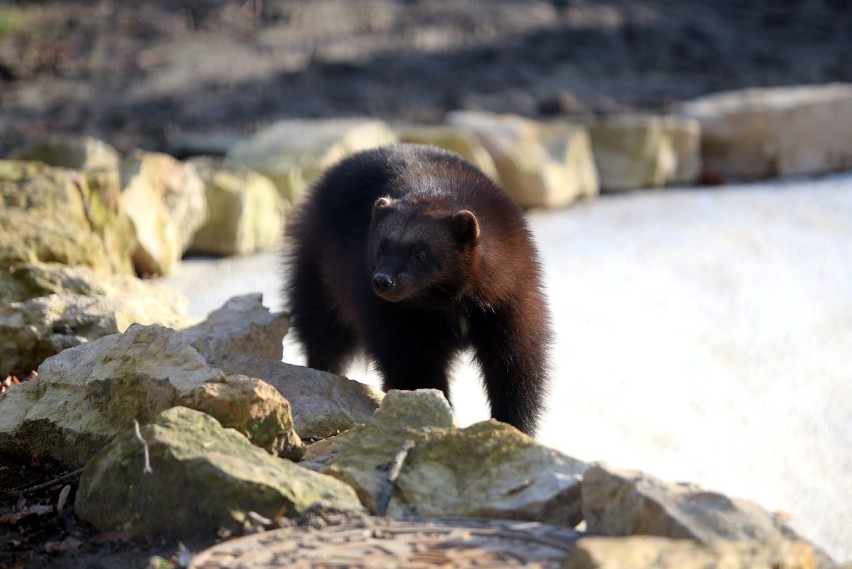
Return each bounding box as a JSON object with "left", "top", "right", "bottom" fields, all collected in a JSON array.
[
  {"left": 677, "top": 83, "right": 852, "bottom": 180},
  {"left": 565, "top": 536, "right": 817, "bottom": 569},
  {"left": 539, "top": 121, "right": 600, "bottom": 201},
  {"left": 0, "top": 262, "right": 190, "bottom": 377},
  {"left": 395, "top": 125, "right": 501, "bottom": 182},
  {"left": 227, "top": 118, "right": 398, "bottom": 202},
  {"left": 120, "top": 150, "right": 208, "bottom": 276},
  {"left": 181, "top": 293, "right": 289, "bottom": 366},
  {"left": 314, "top": 389, "right": 587, "bottom": 526},
  {"left": 0, "top": 261, "right": 188, "bottom": 312},
  {"left": 5, "top": 138, "right": 137, "bottom": 274},
  {"left": 0, "top": 324, "right": 301, "bottom": 465},
  {"left": 589, "top": 115, "right": 668, "bottom": 192},
  {"left": 75, "top": 407, "right": 361, "bottom": 537},
  {"left": 662, "top": 115, "right": 702, "bottom": 186},
  {"left": 446, "top": 111, "right": 598, "bottom": 208},
  {"left": 389, "top": 419, "right": 586, "bottom": 526},
  {"left": 588, "top": 114, "right": 701, "bottom": 191},
  {"left": 582, "top": 465, "right": 809, "bottom": 547},
  {"left": 187, "top": 157, "right": 286, "bottom": 256},
  {"left": 0, "top": 292, "right": 191, "bottom": 377},
  {"left": 219, "top": 354, "right": 384, "bottom": 439},
  {"left": 180, "top": 374, "right": 304, "bottom": 460},
  {"left": 313, "top": 389, "right": 456, "bottom": 510},
  {"left": 0, "top": 160, "right": 136, "bottom": 275}
]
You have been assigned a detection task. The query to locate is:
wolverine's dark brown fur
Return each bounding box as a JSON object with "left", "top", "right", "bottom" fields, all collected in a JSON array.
[{"left": 284, "top": 144, "right": 551, "bottom": 435}]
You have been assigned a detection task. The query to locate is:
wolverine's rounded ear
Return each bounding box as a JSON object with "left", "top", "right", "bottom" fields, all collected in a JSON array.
[
  {"left": 371, "top": 197, "right": 393, "bottom": 222},
  {"left": 374, "top": 196, "right": 392, "bottom": 210},
  {"left": 452, "top": 210, "right": 480, "bottom": 247}
]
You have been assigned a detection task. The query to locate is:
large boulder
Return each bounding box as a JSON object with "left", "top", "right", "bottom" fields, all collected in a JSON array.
[
  {"left": 119, "top": 150, "right": 208, "bottom": 276},
  {"left": 0, "top": 294, "right": 191, "bottom": 378},
  {"left": 303, "top": 389, "right": 455, "bottom": 508},
  {"left": 5, "top": 137, "right": 139, "bottom": 274},
  {"left": 314, "top": 389, "right": 587, "bottom": 526},
  {"left": 219, "top": 354, "right": 384, "bottom": 439},
  {"left": 677, "top": 83, "right": 852, "bottom": 181},
  {"left": 0, "top": 323, "right": 303, "bottom": 466},
  {"left": 389, "top": 419, "right": 586, "bottom": 525},
  {"left": 663, "top": 115, "right": 702, "bottom": 186},
  {"left": 588, "top": 114, "right": 701, "bottom": 191},
  {"left": 565, "top": 536, "right": 817, "bottom": 569},
  {"left": 581, "top": 465, "right": 825, "bottom": 560},
  {"left": 181, "top": 293, "right": 290, "bottom": 367},
  {"left": 227, "top": 118, "right": 398, "bottom": 202},
  {"left": 0, "top": 160, "right": 136, "bottom": 275},
  {"left": 0, "top": 262, "right": 190, "bottom": 377},
  {"left": 446, "top": 111, "right": 598, "bottom": 208},
  {"left": 75, "top": 407, "right": 362, "bottom": 537},
  {"left": 187, "top": 157, "right": 286, "bottom": 257},
  {"left": 0, "top": 261, "right": 187, "bottom": 307}
]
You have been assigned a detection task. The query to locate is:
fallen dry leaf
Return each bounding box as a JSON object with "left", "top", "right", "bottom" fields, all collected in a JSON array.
[
  {"left": 45, "top": 536, "right": 84, "bottom": 553},
  {"left": 56, "top": 485, "right": 71, "bottom": 512},
  {"left": 0, "top": 503, "right": 55, "bottom": 524}
]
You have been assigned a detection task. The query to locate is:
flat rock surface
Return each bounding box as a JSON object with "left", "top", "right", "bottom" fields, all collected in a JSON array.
[
  {"left": 161, "top": 172, "right": 852, "bottom": 563},
  {"left": 188, "top": 509, "right": 581, "bottom": 569}
]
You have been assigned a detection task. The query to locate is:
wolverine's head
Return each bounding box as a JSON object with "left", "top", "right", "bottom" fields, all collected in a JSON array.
[{"left": 367, "top": 195, "right": 480, "bottom": 303}]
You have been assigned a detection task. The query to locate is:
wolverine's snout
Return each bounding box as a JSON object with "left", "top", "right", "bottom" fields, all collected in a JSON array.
[{"left": 372, "top": 273, "right": 395, "bottom": 294}]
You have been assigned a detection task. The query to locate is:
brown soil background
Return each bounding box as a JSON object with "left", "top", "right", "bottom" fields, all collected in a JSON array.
[{"left": 1, "top": 0, "right": 851, "bottom": 155}]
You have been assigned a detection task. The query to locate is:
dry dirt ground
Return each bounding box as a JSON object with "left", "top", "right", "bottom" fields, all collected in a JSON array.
[{"left": 2, "top": 1, "right": 852, "bottom": 567}]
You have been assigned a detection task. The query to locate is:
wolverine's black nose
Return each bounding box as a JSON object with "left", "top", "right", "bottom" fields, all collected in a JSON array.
[{"left": 372, "top": 273, "right": 395, "bottom": 294}]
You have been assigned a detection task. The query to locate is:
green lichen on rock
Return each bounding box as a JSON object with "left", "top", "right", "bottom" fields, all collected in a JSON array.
[
  {"left": 0, "top": 261, "right": 188, "bottom": 308},
  {"left": 182, "top": 373, "right": 304, "bottom": 460},
  {"left": 75, "top": 407, "right": 363, "bottom": 537},
  {"left": 315, "top": 389, "right": 585, "bottom": 525},
  {"left": 0, "top": 159, "right": 135, "bottom": 274},
  {"left": 390, "top": 420, "right": 586, "bottom": 525},
  {"left": 319, "top": 389, "right": 455, "bottom": 510},
  {"left": 0, "top": 263, "right": 191, "bottom": 377},
  {"left": 0, "top": 324, "right": 303, "bottom": 467}
]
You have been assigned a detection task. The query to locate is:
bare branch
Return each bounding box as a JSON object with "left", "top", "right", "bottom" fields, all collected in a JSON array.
[
  {"left": 133, "top": 420, "right": 153, "bottom": 474},
  {"left": 376, "top": 439, "right": 415, "bottom": 516}
]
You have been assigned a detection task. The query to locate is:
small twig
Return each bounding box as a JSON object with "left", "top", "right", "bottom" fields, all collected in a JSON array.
[
  {"left": 375, "top": 440, "right": 415, "bottom": 516},
  {"left": 133, "top": 420, "right": 153, "bottom": 474},
  {"left": 177, "top": 541, "right": 193, "bottom": 568},
  {"left": 4, "top": 469, "right": 83, "bottom": 497}
]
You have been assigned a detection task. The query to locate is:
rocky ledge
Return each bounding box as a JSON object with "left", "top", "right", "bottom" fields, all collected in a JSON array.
[{"left": 0, "top": 282, "right": 839, "bottom": 567}]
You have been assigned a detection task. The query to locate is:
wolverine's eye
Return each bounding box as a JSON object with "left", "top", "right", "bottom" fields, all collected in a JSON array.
[
  {"left": 414, "top": 247, "right": 427, "bottom": 262},
  {"left": 377, "top": 242, "right": 385, "bottom": 255}
]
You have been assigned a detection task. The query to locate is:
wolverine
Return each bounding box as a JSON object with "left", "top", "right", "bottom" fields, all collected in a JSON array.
[{"left": 284, "top": 144, "right": 551, "bottom": 436}]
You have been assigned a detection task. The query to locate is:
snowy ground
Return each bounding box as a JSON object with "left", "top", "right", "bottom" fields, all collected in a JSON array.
[{"left": 161, "top": 173, "right": 852, "bottom": 562}]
